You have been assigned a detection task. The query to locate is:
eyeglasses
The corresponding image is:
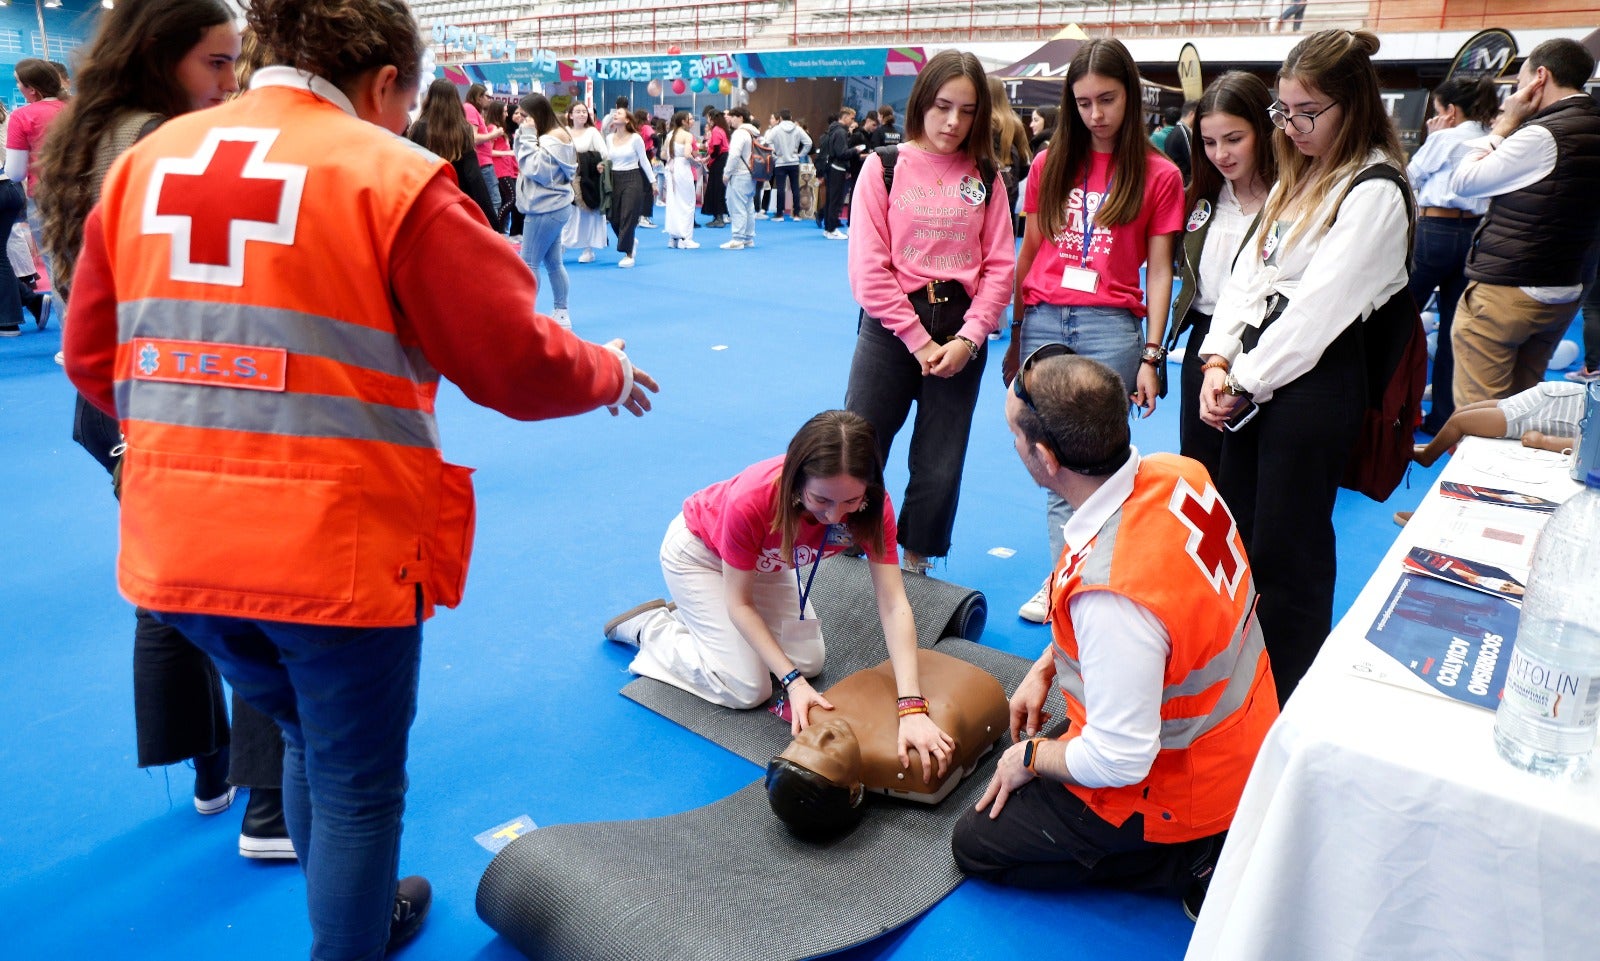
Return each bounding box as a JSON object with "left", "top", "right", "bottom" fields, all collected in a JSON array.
[{"left": 1269, "top": 100, "right": 1338, "bottom": 135}]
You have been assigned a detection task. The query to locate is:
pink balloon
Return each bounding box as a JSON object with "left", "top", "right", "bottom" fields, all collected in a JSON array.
[
  {"left": 667, "top": 45, "right": 682, "bottom": 56},
  {"left": 671, "top": 78, "right": 687, "bottom": 95},
  {"left": 647, "top": 79, "right": 662, "bottom": 97}
]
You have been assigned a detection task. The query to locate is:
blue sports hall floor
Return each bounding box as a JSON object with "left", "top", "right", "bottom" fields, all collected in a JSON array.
[{"left": 4, "top": 205, "right": 1576, "bottom": 960}]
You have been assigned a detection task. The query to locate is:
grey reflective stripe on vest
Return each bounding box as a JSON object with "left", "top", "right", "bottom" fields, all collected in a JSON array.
[
  {"left": 1051, "top": 503, "right": 1265, "bottom": 750},
  {"left": 118, "top": 299, "right": 439, "bottom": 385},
  {"left": 116, "top": 298, "right": 441, "bottom": 449},
  {"left": 116, "top": 378, "right": 441, "bottom": 448}
]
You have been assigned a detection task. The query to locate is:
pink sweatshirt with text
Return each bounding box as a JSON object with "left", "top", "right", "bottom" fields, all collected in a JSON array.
[{"left": 846, "top": 147, "right": 1016, "bottom": 351}]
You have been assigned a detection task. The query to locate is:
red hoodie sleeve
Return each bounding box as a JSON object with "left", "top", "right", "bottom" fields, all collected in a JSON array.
[
  {"left": 63, "top": 206, "right": 120, "bottom": 416},
  {"left": 389, "top": 171, "right": 627, "bottom": 420}
]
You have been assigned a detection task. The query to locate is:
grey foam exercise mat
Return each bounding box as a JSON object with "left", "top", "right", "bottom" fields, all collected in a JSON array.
[
  {"left": 477, "top": 637, "right": 1062, "bottom": 961},
  {"left": 618, "top": 554, "right": 988, "bottom": 764}
]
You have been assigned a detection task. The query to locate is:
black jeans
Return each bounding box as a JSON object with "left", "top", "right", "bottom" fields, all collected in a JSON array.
[
  {"left": 1178, "top": 310, "right": 1223, "bottom": 480},
  {"left": 702, "top": 155, "right": 728, "bottom": 218},
  {"left": 1408, "top": 215, "right": 1478, "bottom": 432},
  {"left": 0, "top": 180, "right": 23, "bottom": 329},
  {"left": 844, "top": 312, "right": 986, "bottom": 558},
  {"left": 495, "top": 175, "right": 522, "bottom": 236},
  {"left": 772, "top": 165, "right": 801, "bottom": 217},
  {"left": 823, "top": 166, "right": 849, "bottom": 232},
  {"left": 1580, "top": 243, "right": 1600, "bottom": 369},
  {"left": 637, "top": 167, "right": 655, "bottom": 219},
  {"left": 952, "top": 778, "right": 1221, "bottom": 892},
  {"left": 1217, "top": 324, "right": 1363, "bottom": 704}
]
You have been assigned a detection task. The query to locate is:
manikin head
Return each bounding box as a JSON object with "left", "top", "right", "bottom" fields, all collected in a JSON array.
[{"left": 765, "top": 717, "right": 865, "bottom": 839}]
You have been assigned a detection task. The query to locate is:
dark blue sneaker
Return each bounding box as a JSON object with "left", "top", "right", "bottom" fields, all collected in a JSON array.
[{"left": 389, "top": 875, "right": 432, "bottom": 950}]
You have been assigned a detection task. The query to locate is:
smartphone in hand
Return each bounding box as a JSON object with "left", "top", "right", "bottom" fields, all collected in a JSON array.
[{"left": 1224, "top": 399, "right": 1259, "bottom": 432}]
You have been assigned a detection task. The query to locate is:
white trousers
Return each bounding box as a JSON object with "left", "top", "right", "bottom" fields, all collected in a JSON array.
[{"left": 629, "top": 513, "right": 824, "bottom": 709}]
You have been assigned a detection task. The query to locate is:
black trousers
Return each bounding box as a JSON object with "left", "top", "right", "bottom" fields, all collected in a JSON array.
[
  {"left": 610, "top": 169, "right": 645, "bottom": 257},
  {"left": 772, "top": 165, "right": 801, "bottom": 216},
  {"left": 1177, "top": 310, "right": 1223, "bottom": 480},
  {"left": 952, "top": 778, "right": 1222, "bottom": 892},
  {"left": 702, "top": 155, "right": 728, "bottom": 218},
  {"left": 1217, "top": 323, "right": 1363, "bottom": 704},
  {"left": 843, "top": 313, "right": 986, "bottom": 558},
  {"left": 637, "top": 167, "right": 655, "bottom": 219},
  {"left": 823, "top": 167, "right": 849, "bottom": 232},
  {"left": 495, "top": 175, "right": 523, "bottom": 237}
]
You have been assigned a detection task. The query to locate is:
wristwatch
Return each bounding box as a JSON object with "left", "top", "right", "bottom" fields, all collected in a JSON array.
[
  {"left": 1223, "top": 373, "right": 1252, "bottom": 398},
  {"left": 1141, "top": 343, "right": 1167, "bottom": 365}
]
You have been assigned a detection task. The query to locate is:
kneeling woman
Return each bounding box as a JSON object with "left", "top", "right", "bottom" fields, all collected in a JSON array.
[{"left": 606, "top": 410, "right": 956, "bottom": 770}]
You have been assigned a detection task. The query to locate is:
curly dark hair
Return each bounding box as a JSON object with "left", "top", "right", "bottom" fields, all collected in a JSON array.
[{"left": 247, "top": 0, "right": 424, "bottom": 92}]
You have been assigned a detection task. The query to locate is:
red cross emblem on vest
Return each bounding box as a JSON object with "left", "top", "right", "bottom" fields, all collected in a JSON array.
[
  {"left": 1167, "top": 477, "right": 1247, "bottom": 599},
  {"left": 143, "top": 128, "right": 307, "bottom": 287}
]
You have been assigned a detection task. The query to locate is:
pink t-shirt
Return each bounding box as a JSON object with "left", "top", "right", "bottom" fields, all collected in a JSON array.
[
  {"left": 490, "top": 132, "right": 515, "bottom": 178},
  {"left": 7, "top": 97, "right": 66, "bottom": 193},
  {"left": 463, "top": 102, "right": 494, "bottom": 168},
  {"left": 682, "top": 456, "right": 899, "bottom": 572},
  {"left": 846, "top": 147, "right": 1017, "bottom": 352},
  {"left": 1021, "top": 148, "right": 1184, "bottom": 317}
]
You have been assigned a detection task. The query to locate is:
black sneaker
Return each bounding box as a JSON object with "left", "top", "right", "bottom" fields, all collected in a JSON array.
[
  {"left": 1181, "top": 831, "right": 1225, "bottom": 922},
  {"left": 193, "top": 746, "right": 234, "bottom": 815},
  {"left": 389, "top": 875, "right": 432, "bottom": 950},
  {"left": 239, "top": 787, "right": 297, "bottom": 860}
]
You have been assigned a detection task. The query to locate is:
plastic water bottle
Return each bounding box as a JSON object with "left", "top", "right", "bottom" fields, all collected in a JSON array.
[{"left": 1493, "top": 469, "right": 1600, "bottom": 778}]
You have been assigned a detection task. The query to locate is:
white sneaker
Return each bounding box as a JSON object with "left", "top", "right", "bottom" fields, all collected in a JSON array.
[
  {"left": 753, "top": 212, "right": 769, "bottom": 220},
  {"left": 1018, "top": 581, "right": 1051, "bottom": 623},
  {"left": 578, "top": 249, "right": 595, "bottom": 263},
  {"left": 771, "top": 215, "right": 786, "bottom": 222},
  {"left": 823, "top": 228, "right": 848, "bottom": 240},
  {"left": 552, "top": 308, "right": 571, "bottom": 330},
  {"left": 619, "top": 256, "right": 635, "bottom": 268},
  {"left": 678, "top": 239, "right": 700, "bottom": 249},
  {"left": 639, "top": 217, "right": 657, "bottom": 228},
  {"left": 720, "top": 239, "right": 746, "bottom": 250},
  {"left": 54, "top": 350, "right": 64, "bottom": 365},
  {"left": 604, "top": 599, "right": 669, "bottom": 647}
]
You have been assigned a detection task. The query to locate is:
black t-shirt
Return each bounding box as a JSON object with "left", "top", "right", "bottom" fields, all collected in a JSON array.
[{"left": 868, "top": 123, "right": 902, "bottom": 150}]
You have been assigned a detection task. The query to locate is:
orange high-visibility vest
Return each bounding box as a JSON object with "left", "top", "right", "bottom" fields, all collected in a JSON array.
[
  {"left": 1049, "top": 454, "right": 1278, "bottom": 843},
  {"left": 100, "top": 81, "right": 474, "bottom": 628}
]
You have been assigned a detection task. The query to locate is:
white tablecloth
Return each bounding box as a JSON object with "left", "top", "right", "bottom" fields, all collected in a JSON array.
[{"left": 1186, "top": 438, "right": 1600, "bottom": 961}]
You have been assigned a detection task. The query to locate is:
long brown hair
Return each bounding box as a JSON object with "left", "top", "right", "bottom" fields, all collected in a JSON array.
[
  {"left": 1035, "top": 39, "right": 1153, "bottom": 240},
  {"left": 987, "top": 75, "right": 1031, "bottom": 169},
  {"left": 904, "top": 50, "right": 997, "bottom": 187},
  {"left": 34, "top": 0, "right": 234, "bottom": 296},
  {"left": 772, "top": 411, "right": 888, "bottom": 560},
  {"left": 1262, "top": 29, "right": 1406, "bottom": 251},
  {"left": 14, "top": 58, "right": 64, "bottom": 100},
  {"left": 413, "top": 79, "right": 472, "bottom": 161},
  {"left": 1187, "top": 71, "right": 1278, "bottom": 212}
]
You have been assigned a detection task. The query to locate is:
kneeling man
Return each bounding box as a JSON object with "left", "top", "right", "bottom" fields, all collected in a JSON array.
[{"left": 953, "top": 347, "right": 1278, "bottom": 916}]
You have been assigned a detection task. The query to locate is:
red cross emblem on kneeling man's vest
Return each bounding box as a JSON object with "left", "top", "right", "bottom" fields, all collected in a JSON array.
[
  {"left": 142, "top": 128, "right": 308, "bottom": 287},
  {"left": 1167, "top": 477, "right": 1247, "bottom": 599}
]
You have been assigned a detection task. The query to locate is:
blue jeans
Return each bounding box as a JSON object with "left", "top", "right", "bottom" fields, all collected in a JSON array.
[
  {"left": 156, "top": 605, "right": 423, "bottom": 961},
  {"left": 1019, "top": 302, "right": 1142, "bottom": 563},
  {"left": 727, "top": 172, "right": 755, "bottom": 243},
  {"left": 1408, "top": 215, "right": 1478, "bottom": 432},
  {"left": 772, "top": 165, "right": 800, "bottom": 217},
  {"left": 478, "top": 164, "right": 497, "bottom": 211},
  {"left": 521, "top": 206, "right": 572, "bottom": 310}
]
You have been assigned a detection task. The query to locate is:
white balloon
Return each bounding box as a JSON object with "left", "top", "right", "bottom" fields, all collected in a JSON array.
[
  {"left": 744, "top": 78, "right": 757, "bottom": 92},
  {"left": 1548, "top": 339, "right": 1580, "bottom": 370}
]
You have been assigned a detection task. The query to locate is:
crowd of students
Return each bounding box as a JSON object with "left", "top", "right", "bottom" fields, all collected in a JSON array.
[{"left": 23, "top": 0, "right": 1600, "bottom": 954}]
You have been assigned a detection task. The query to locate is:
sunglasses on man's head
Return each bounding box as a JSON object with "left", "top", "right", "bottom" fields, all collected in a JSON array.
[{"left": 1011, "top": 342, "right": 1076, "bottom": 416}]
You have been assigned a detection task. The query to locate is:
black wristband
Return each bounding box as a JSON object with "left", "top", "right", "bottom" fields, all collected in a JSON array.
[{"left": 779, "top": 669, "right": 803, "bottom": 690}]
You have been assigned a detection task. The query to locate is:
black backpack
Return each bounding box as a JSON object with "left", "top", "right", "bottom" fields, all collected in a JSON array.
[{"left": 876, "top": 146, "right": 996, "bottom": 207}]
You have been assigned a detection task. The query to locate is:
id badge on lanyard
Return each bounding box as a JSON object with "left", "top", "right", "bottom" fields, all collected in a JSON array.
[
  {"left": 1062, "top": 170, "right": 1111, "bottom": 294},
  {"left": 784, "top": 526, "right": 830, "bottom": 648}
]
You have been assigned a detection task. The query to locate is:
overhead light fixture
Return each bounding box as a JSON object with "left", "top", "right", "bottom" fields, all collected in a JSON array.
[
  {"left": 44, "top": 0, "right": 63, "bottom": 7},
  {"left": 102, "top": 0, "right": 113, "bottom": 7}
]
